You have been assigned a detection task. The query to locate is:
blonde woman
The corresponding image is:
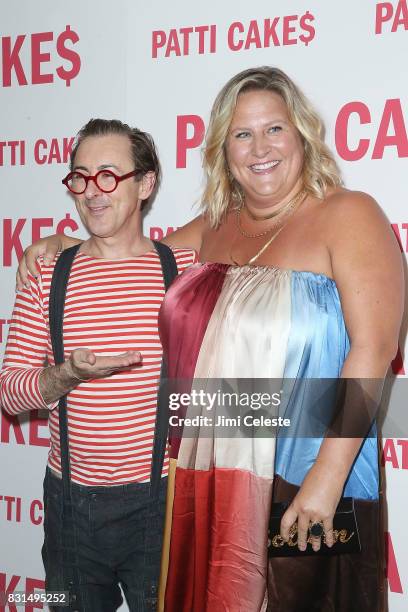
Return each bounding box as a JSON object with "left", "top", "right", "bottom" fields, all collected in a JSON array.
[{"left": 18, "top": 67, "right": 403, "bottom": 611}]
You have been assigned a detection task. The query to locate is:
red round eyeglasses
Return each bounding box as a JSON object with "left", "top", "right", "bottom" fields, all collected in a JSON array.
[{"left": 62, "top": 170, "right": 139, "bottom": 194}]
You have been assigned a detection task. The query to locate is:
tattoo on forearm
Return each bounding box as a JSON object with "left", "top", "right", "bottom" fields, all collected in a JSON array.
[{"left": 39, "top": 362, "right": 80, "bottom": 405}]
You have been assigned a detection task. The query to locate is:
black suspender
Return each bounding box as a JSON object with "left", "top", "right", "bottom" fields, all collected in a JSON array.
[
  {"left": 152, "top": 240, "right": 178, "bottom": 291},
  {"left": 150, "top": 241, "right": 178, "bottom": 498},
  {"left": 48, "top": 244, "right": 82, "bottom": 606},
  {"left": 48, "top": 241, "right": 178, "bottom": 601},
  {"left": 49, "top": 244, "right": 81, "bottom": 501}
]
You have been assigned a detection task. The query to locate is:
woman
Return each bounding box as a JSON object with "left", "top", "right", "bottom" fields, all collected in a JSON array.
[{"left": 18, "top": 67, "right": 403, "bottom": 611}]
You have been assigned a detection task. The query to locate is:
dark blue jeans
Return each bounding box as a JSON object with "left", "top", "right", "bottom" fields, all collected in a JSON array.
[{"left": 42, "top": 468, "right": 167, "bottom": 612}]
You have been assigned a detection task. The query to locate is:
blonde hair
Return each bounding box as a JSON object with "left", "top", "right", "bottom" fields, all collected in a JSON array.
[{"left": 202, "top": 66, "right": 342, "bottom": 227}]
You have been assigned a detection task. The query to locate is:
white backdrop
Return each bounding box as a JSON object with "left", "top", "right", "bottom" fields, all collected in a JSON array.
[{"left": 1, "top": 1, "right": 407, "bottom": 609}]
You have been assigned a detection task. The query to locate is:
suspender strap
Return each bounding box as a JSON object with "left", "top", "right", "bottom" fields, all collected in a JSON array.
[
  {"left": 48, "top": 244, "right": 82, "bottom": 605},
  {"left": 151, "top": 241, "right": 178, "bottom": 498},
  {"left": 49, "top": 245, "right": 82, "bottom": 494},
  {"left": 152, "top": 240, "right": 178, "bottom": 291}
]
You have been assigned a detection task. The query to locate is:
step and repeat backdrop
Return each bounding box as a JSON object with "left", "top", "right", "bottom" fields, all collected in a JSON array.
[{"left": 1, "top": 1, "right": 407, "bottom": 610}]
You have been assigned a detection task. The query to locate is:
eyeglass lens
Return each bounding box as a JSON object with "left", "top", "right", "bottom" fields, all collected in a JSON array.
[{"left": 68, "top": 171, "right": 117, "bottom": 194}]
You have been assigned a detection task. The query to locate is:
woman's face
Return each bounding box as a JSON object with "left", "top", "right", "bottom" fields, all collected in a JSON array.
[{"left": 226, "top": 89, "right": 304, "bottom": 209}]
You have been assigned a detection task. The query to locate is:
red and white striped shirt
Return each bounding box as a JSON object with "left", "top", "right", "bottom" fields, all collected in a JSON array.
[{"left": 0, "top": 248, "right": 197, "bottom": 485}]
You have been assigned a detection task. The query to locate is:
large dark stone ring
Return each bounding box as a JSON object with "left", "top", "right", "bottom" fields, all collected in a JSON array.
[{"left": 309, "top": 521, "right": 324, "bottom": 537}]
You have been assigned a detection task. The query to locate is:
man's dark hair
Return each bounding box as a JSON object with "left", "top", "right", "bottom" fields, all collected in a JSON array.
[{"left": 70, "top": 118, "right": 161, "bottom": 206}]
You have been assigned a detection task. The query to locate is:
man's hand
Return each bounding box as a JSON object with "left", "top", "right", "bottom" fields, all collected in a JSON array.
[
  {"left": 67, "top": 348, "right": 142, "bottom": 381},
  {"left": 40, "top": 348, "right": 142, "bottom": 405},
  {"left": 16, "top": 234, "right": 82, "bottom": 291}
]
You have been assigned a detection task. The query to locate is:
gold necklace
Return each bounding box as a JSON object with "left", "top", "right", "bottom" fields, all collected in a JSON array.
[
  {"left": 230, "top": 190, "right": 306, "bottom": 266},
  {"left": 245, "top": 187, "right": 305, "bottom": 221},
  {"left": 236, "top": 189, "right": 306, "bottom": 238}
]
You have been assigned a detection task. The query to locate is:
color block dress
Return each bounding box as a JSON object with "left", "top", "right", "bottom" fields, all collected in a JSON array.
[{"left": 159, "top": 263, "right": 384, "bottom": 612}]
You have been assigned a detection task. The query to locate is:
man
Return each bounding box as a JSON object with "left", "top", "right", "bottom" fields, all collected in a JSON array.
[{"left": 0, "top": 119, "right": 196, "bottom": 611}]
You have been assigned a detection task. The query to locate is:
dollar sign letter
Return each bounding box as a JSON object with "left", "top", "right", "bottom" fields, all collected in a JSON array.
[
  {"left": 56, "top": 213, "right": 79, "bottom": 234},
  {"left": 56, "top": 25, "right": 81, "bottom": 87},
  {"left": 299, "top": 11, "right": 315, "bottom": 46}
]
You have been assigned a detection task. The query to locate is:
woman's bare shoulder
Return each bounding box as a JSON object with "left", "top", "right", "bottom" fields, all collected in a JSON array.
[
  {"left": 162, "top": 214, "right": 209, "bottom": 251},
  {"left": 323, "top": 188, "right": 387, "bottom": 222},
  {"left": 321, "top": 188, "right": 400, "bottom": 271},
  {"left": 319, "top": 188, "right": 393, "bottom": 244}
]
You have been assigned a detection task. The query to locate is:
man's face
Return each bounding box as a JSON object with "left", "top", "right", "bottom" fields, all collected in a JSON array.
[{"left": 72, "top": 133, "right": 149, "bottom": 240}]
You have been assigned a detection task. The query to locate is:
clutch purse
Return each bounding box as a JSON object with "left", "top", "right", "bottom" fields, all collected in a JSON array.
[{"left": 268, "top": 497, "right": 361, "bottom": 556}]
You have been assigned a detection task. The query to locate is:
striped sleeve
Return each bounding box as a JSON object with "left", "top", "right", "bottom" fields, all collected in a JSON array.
[
  {"left": 0, "top": 269, "right": 51, "bottom": 414},
  {"left": 173, "top": 248, "right": 199, "bottom": 272}
]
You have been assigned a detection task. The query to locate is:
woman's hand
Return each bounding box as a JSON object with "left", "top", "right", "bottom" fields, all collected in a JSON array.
[
  {"left": 16, "top": 234, "right": 82, "bottom": 290},
  {"left": 280, "top": 461, "right": 344, "bottom": 552}
]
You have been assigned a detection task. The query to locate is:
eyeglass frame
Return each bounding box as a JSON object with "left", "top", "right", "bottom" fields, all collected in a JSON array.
[{"left": 62, "top": 169, "right": 142, "bottom": 194}]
